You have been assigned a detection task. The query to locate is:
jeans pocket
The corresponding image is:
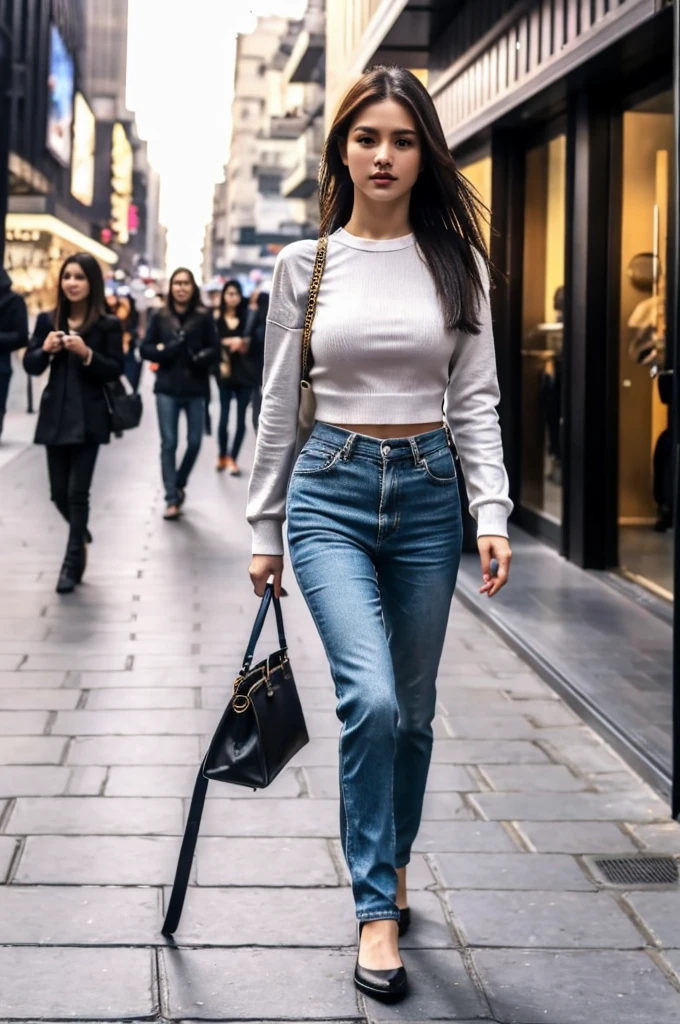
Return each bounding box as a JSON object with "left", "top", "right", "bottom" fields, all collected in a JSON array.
[
  {"left": 293, "top": 444, "right": 342, "bottom": 476},
  {"left": 420, "top": 447, "right": 457, "bottom": 485}
]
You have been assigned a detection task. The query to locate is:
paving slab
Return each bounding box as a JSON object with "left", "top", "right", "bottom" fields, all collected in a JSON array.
[
  {"left": 14, "top": 834, "right": 196, "bottom": 885},
  {"left": 0, "top": 710, "right": 49, "bottom": 734},
  {"left": 434, "top": 853, "right": 594, "bottom": 891},
  {"left": 196, "top": 796, "right": 339, "bottom": 837},
  {"left": 514, "top": 820, "right": 640, "bottom": 854},
  {"left": 66, "top": 734, "right": 201, "bottom": 764},
  {"left": 0, "top": 688, "right": 80, "bottom": 709},
  {"left": 66, "top": 765, "right": 108, "bottom": 795},
  {"left": 368, "top": 950, "right": 487, "bottom": 1021},
  {"left": 0, "top": 946, "right": 156, "bottom": 1018},
  {"left": 160, "top": 947, "right": 360, "bottom": 1019},
  {"left": 196, "top": 837, "right": 340, "bottom": 887},
  {"left": 104, "top": 764, "right": 301, "bottom": 798},
  {"left": 430, "top": 741, "right": 550, "bottom": 765},
  {"left": 6, "top": 795, "right": 184, "bottom": 834},
  {"left": 85, "top": 686, "right": 198, "bottom": 709},
  {"left": 0, "top": 670, "right": 67, "bottom": 688},
  {"left": 0, "top": 835, "right": 18, "bottom": 881},
  {"left": 449, "top": 890, "right": 644, "bottom": 948},
  {"left": 53, "top": 707, "right": 219, "bottom": 735},
  {"left": 473, "top": 949, "right": 680, "bottom": 1024},
  {"left": 630, "top": 822, "right": 680, "bottom": 853},
  {"left": 469, "top": 791, "right": 669, "bottom": 822},
  {"left": 477, "top": 764, "right": 588, "bottom": 792},
  {"left": 624, "top": 892, "right": 680, "bottom": 948},
  {"left": 413, "top": 822, "right": 519, "bottom": 854},
  {"left": 0, "top": 885, "right": 161, "bottom": 944},
  {"left": 0, "top": 765, "right": 74, "bottom": 797}
]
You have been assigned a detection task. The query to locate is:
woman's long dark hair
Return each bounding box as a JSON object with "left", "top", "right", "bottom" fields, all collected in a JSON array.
[
  {"left": 319, "top": 66, "right": 489, "bottom": 333},
  {"left": 219, "top": 279, "right": 247, "bottom": 324},
  {"left": 54, "top": 253, "right": 106, "bottom": 333},
  {"left": 167, "top": 267, "right": 202, "bottom": 316}
]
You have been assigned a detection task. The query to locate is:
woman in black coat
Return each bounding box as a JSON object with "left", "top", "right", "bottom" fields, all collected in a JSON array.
[{"left": 24, "top": 253, "right": 123, "bottom": 594}]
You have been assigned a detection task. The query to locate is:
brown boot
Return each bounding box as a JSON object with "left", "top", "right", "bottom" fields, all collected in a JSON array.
[{"left": 216, "top": 456, "right": 228, "bottom": 472}]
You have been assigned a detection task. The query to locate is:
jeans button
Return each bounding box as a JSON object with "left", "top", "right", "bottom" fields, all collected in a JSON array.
[{"left": 382, "top": 445, "right": 391, "bottom": 456}]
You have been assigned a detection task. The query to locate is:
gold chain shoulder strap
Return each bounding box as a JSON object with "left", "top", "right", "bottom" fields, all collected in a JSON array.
[{"left": 301, "top": 236, "right": 328, "bottom": 382}]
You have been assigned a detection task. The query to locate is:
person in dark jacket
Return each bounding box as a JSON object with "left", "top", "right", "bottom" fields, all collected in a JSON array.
[
  {"left": 23, "top": 253, "right": 124, "bottom": 594},
  {"left": 140, "top": 267, "right": 219, "bottom": 519},
  {"left": 247, "top": 289, "right": 268, "bottom": 432},
  {"left": 0, "top": 269, "right": 29, "bottom": 439},
  {"left": 215, "top": 279, "right": 259, "bottom": 476}
]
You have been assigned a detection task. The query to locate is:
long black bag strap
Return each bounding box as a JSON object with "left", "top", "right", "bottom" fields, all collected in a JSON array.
[
  {"left": 162, "top": 763, "right": 208, "bottom": 934},
  {"left": 161, "top": 582, "right": 286, "bottom": 934}
]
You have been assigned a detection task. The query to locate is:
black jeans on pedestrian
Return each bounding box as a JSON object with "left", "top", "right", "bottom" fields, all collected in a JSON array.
[
  {"left": 46, "top": 443, "right": 99, "bottom": 565},
  {"left": 218, "top": 381, "right": 252, "bottom": 460}
]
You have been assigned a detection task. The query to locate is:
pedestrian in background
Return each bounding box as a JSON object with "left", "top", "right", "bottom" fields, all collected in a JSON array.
[
  {"left": 140, "top": 267, "right": 218, "bottom": 520},
  {"left": 246, "top": 288, "right": 269, "bottom": 432},
  {"left": 106, "top": 289, "right": 142, "bottom": 391},
  {"left": 0, "top": 269, "right": 29, "bottom": 440},
  {"left": 247, "top": 66, "right": 512, "bottom": 1003},
  {"left": 23, "top": 253, "right": 123, "bottom": 594},
  {"left": 215, "top": 279, "right": 257, "bottom": 476}
]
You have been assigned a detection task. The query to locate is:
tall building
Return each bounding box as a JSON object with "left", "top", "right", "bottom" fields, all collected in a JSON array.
[
  {"left": 205, "top": 3, "right": 325, "bottom": 283},
  {"left": 82, "top": 0, "right": 128, "bottom": 120}
]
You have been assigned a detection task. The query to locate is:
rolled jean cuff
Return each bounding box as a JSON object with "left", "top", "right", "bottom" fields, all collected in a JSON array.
[{"left": 356, "top": 911, "right": 400, "bottom": 923}]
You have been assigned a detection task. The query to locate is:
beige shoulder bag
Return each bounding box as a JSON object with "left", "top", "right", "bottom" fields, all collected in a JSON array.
[{"left": 296, "top": 236, "right": 328, "bottom": 453}]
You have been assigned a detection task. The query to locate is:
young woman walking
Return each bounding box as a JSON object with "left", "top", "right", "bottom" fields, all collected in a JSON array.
[
  {"left": 247, "top": 67, "right": 513, "bottom": 1003},
  {"left": 215, "top": 280, "right": 258, "bottom": 476},
  {"left": 140, "top": 268, "right": 219, "bottom": 519},
  {"left": 24, "top": 253, "right": 123, "bottom": 594}
]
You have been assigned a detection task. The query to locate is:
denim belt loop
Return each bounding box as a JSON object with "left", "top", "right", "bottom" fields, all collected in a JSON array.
[
  {"left": 408, "top": 437, "right": 422, "bottom": 467},
  {"left": 340, "top": 433, "right": 357, "bottom": 462}
]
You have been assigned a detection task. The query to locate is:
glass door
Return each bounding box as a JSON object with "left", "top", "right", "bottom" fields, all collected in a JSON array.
[
  {"left": 518, "top": 130, "right": 567, "bottom": 538},
  {"left": 617, "top": 89, "right": 675, "bottom": 600}
]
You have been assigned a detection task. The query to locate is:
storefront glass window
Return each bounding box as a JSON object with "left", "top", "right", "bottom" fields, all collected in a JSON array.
[
  {"left": 519, "top": 134, "right": 566, "bottom": 523},
  {"left": 618, "top": 90, "right": 675, "bottom": 599}
]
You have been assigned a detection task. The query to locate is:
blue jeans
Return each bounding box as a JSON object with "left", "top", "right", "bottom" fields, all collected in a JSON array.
[
  {"left": 286, "top": 422, "right": 462, "bottom": 921},
  {"left": 155, "top": 394, "right": 205, "bottom": 505},
  {"left": 218, "top": 381, "right": 252, "bottom": 460}
]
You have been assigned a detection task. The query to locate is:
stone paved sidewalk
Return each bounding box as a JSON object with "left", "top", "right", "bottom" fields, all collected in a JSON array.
[{"left": 1, "top": 386, "right": 680, "bottom": 1022}]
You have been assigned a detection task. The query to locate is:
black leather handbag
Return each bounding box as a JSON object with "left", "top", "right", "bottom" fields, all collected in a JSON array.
[
  {"left": 162, "top": 580, "right": 309, "bottom": 935},
  {"left": 103, "top": 378, "right": 143, "bottom": 435}
]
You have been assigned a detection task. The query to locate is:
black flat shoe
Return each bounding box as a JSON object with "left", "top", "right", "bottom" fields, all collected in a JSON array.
[
  {"left": 398, "top": 906, "right": 411, "bottom": 937},
  {"left": 56, "top": 566, "right": 77, "bottom": 594},
  {"left": 85, "top": 528, "right": 93, "bottom": 544},
  {"left": 354, "top": 962, "right": 408, "bottom": 1003}
]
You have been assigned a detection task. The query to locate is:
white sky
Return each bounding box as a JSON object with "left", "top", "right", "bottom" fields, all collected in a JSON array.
[{"left": 126, "top": 0, "right": 307, "bottom": 276}]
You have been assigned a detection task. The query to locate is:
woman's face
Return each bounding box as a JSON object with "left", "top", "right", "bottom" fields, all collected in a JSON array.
[
  {"left": 341, "top": 98, "right": 422, "bottom": 208},
  {"left": 171, "top": 272, "right": 194, "bottom": 306},
  {"left": 224, "top": 285, "right": 241, "bottom": 310},
  {"left": 61, "top": 263, "right": 90, "bottom": 304}
]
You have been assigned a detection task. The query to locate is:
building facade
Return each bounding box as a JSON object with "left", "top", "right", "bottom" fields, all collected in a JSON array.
[
  {"left": 1, "top": 0, "right": 164, "bottom": 313},
  {"left": 325, "top": 0, "right": 679, "bottom": 804},
  {"left": 205, "top": 2, "right": 326, "bottom": 284}
]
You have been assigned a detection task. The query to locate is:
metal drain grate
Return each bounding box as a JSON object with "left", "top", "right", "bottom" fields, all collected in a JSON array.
[{"left": 593, "top": 856, "right": 678, "bottom": 887}]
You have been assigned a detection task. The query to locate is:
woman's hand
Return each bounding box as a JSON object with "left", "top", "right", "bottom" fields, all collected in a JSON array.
[
  {"left": 248, "top": 288, "right": 260, "bottom": 311},
  {"left": 42, "top": 331, "right": 64, "bottom": 354},
  {"left": 63, "top": 334, "right": 91, "bottom": 361},
  {"left": 228, "top": 337, "right": 248, "bottom": 354},
  {"left": 478, "top": 536, "right": 512, "bottom": 597},
  {"left": 249, "top": 555, "right": 284, "bottom": 598}
]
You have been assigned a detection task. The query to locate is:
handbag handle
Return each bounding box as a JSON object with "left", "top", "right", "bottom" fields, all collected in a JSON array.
[
  {"left": 241, "top": 578, "right": 287, "bottom": 675},
  {"left": 301, "top": 236, "right": 328, "bottom": 383}
]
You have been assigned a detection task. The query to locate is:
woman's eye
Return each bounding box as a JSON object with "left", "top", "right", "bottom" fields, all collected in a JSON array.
[
  {"left": 357, "top": 136, "right": 374, "bottom": 145},
  {"left": 396, "top": 139, "right": 412, "bottom": 148}
]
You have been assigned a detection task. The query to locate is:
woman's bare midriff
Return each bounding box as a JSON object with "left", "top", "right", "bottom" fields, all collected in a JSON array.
[{"left": 326, "top": 422, "right": 443, "bottom": 440}]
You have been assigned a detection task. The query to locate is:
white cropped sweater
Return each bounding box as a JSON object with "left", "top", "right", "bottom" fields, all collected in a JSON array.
[{"left": 247, "top": 228, "right": 512, "bottom": 555}]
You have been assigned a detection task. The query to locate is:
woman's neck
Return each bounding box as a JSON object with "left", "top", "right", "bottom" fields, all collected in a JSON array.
[
  {"left": 68, "top": 300, "right": 88, "bottom": 326},
  {"left": 224, "top": 308, "right": 239, "bottom": 319},
  {"left": 174, "top": 303, "right": 188, "bottom": 316},
  {"left": 343, "top": 190, "right": 411, "bottom": 241}
]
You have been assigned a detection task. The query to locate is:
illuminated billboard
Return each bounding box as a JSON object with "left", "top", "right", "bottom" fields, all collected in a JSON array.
[
  {"left": 46, "top": 25, "right": 75, "bottom": 167},
  {"left": 111, "top": 123, "right": 133, "bottom": 244},
  {"left": 70, "top": 93, "right": 95, "bottom": 206}
]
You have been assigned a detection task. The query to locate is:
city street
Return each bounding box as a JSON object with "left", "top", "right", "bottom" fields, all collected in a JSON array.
[{"left": 0, "top": 379, "right": 678, "bottom": 1022}]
